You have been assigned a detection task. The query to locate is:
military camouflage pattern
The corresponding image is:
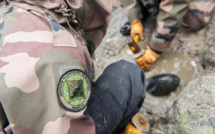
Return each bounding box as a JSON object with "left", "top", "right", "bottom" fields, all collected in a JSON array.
[
  {"left": 120, "top": 0, "right": 215, "bottom": 52},
  {"left": 0, "top": 0, "right": 112, "bottom": 133}
]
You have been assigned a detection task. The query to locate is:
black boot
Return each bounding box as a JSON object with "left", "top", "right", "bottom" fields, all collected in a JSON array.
[
  {"left": 146, "top": 74, "right": 180, "bottom": 96},
  {"left": 120, "top": 22, "right": 131, "bottom": 36}
]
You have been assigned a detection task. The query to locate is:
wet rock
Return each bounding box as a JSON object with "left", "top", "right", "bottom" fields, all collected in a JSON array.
[
  {"left": 94, "top": 7, "right": 132, "bottom": 77},
  {"left": 174, "top": 74, "right": 215, "bottom": 134},
  {"left": 200, "top": 15, "right": 215, "bottom": 72},
  {"left": 146, "top": 74, "right": 180, "bottom": 96},
  {"left": 138, "top": 91, "right": 181, "bottom": 134},
  {"left": 200, "top": 46, "right": 215, "bottom": 70}
]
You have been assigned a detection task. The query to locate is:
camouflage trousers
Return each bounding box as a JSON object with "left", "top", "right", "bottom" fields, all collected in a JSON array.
[
  {"left": 140, "top": 0, "right": 215, "bottom": 52},
  {"left": 138, "top": 0, "right": 215, "bottom": 31},
  {"left": 118, "top": 0, "right": 214, "bottom": 52}
]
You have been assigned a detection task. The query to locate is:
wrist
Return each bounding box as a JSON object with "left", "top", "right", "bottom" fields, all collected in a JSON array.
[{"left": 148, "top": 45, "right": 162, "bottom": 54}]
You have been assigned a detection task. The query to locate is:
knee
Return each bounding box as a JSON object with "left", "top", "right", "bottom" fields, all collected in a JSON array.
[
  {"left": 114, "top": 60, "right": 147, "bottom": 99},
  {"left": 97, "top": 59, "right": 146, "bottom": 105},
  {"left": 184, "top": 9, "right": 213, "bottom": 31}
]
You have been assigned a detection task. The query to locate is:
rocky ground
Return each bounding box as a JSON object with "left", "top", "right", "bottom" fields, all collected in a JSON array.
[
  {"left": 174, "top": 74, "right": 215, "bottom": 134},
  {"left": 94, "top": 7, "right": 215, "bottom": 134}
]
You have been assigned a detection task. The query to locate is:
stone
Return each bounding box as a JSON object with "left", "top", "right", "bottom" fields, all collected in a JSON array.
[
  {"left": 174, "top": 74, "right": 215, "bottom": 134},
  {"left": 146, "top": 74, "right": 180, "bottom": 96}
]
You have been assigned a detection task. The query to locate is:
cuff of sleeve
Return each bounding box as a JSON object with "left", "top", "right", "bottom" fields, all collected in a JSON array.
[{"left": 149, "top": 37, "right": 171, "bottom": 53}]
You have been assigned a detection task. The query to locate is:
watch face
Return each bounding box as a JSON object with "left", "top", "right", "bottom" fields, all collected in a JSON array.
[{"left": 57, "top": 69, "right": 91, "bottom": 112}]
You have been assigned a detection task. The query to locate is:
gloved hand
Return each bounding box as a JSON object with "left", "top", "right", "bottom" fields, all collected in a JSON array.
[
  {"left": 130, "top": 19, "right": 144, "bottom": 40},
  {"left": 123, "top": 122, "right": 146, "bottom": 134},
  {"left": 135, "top": 46, "right": 160, "bottom": 71}
]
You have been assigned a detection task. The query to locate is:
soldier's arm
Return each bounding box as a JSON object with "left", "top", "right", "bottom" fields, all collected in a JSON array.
[{"left": 149, "top": 0, "right": 188, "bottom": 52}]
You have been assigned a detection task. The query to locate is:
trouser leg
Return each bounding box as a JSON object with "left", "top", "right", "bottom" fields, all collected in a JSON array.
[
  {"left": 85, "top": 60, "right": 146, "bottom": 134},
  {"left": 183, "top": 1, "right": 215, "bottom": 31}
]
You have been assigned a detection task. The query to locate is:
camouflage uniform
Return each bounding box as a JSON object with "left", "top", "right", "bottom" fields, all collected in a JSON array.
[
  {"left": 0, "top": 0, "right": 147, "bottom": 134},
  {"left": 0, "top": 0, "right": 108, "bottom": 133},
  {"left": 120, "top": 0, "right": 215, "bottom": 52}
]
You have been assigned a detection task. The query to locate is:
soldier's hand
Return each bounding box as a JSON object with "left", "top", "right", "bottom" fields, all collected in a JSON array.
[
  {"left": 130, "top": 19, "right": 144, "bottom": 40},
  {"left": 135, "top": 46, "right": 160, "bottom": 71}
]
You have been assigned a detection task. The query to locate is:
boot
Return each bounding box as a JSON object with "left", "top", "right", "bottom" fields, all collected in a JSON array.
[{"left": 146, "top": 74, "right": 180, "bottom": 96}]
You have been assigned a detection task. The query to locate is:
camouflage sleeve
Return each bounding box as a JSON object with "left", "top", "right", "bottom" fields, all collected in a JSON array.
[
  {"left": 0, "top": 2, "right": 95, "bottom": 134},
  {"left": 149, "top": 0, "right": 188, "bottom": 52},
  {"left": 0, "top": 0, "right": 114, "bottom": 133},
  {"left": 120, "top": 0, "right": 142, "bottom": 22},
  {"left": 65, "top": 0, "right": 112, "bottom": 58}
]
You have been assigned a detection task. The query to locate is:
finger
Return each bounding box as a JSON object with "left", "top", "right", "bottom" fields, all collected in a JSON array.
[{"left": 139, "top": 33, "right": 144, "bottom": 40}]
